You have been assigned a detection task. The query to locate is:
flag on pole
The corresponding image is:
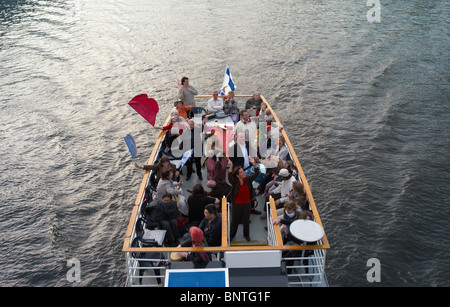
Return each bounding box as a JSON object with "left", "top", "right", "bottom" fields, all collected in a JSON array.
[
  {"left": 179, "top": 148, "right": 194, "bottom": 170},
  {"left": 218, "top": 65, "right": 236, "bottom": 95},
  {"left": 174, "top": 80, "right": 182, "bottom": 88}
]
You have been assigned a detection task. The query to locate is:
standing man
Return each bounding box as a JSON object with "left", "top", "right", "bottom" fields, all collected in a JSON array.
[
  {"left": 234, "top": 109, "right": 258, "bottom": 151},
  {"left": 228, "top": 132, "right": 261, "bottom": 215},
  {"left": 228, "top": 132, "right": 255, "bottom": 170},
  {"left": 179, "top": 76, "right": 198, "bottom": 107}
]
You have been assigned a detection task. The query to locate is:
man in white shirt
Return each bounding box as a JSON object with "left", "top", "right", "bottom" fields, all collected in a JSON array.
[
  {"left": 237, "top": 132, "right": 250, "bottom": 169},
  {"left": 207, "top": 91, "right": 223, "bottom": 114},
  {"left": 234, "top": 109, "right": 258, "bottom": 150},
  {"left": 269, "top": 168, "right": 296, "bottom": 207},
  {"left": 260, "top": 168, "right": 295, "bottom": 219}
]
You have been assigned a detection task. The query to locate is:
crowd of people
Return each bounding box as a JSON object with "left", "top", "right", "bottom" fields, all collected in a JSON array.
[{"left": 133, "top": 77, "right": 315, "bottom": 263}]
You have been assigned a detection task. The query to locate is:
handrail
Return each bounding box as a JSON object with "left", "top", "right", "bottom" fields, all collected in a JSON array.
[
  {"left": 221, "top": 196, "right": 228, "bottom": 247},
  {"left": 269, "top": 197, "right": 284, "bottom": 247},
  {"left": 123, "top": 194, "right": 322, "bottom": 253},
  {"left": 194, "top": 95, "right": 253, "bottom": 98},
  {"left": 260, "top": 96, "right": 330, "bottom": 250},
  {"left": 122, "top": 114, "right": 172, "bottom": 251}
]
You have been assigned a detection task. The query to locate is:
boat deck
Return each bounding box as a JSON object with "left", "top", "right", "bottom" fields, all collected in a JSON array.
[{"left": 123, "top": 95, "right": 330, "bottom": 287}]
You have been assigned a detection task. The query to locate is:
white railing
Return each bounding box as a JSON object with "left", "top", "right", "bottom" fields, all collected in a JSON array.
[
  {"left": 126, "top": 253, "right": 170, "bottom": 287},
  {"left": 282, "top": 243, "right": 327, "bottom": 287},
  {"left": 126, "top": 196, "right": 327, "bottom": 287},
  {"left": 266, "top": 201, "right": 278, "bottom": 246}
]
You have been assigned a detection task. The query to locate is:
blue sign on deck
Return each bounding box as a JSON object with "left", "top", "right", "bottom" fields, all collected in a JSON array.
[{"left": 165, "top": 268, "right": 229, "bottom": 287}]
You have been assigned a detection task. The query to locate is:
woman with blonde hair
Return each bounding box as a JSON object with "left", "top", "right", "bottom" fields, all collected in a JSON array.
[
  {"left": 290, "top": 180, "right": 308, "bottom": 211},
  {"left": 223, "top": 91, "right": 238, "bottom": 113},
  {"left": 155, "top": 169, "right": 188, "bottom": 217}
]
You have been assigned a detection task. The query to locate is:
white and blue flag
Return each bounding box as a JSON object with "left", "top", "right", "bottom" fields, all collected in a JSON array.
[
  {"left": 179, "top": 148, "right": 194, "bottom": 170},
  {"left": 218, "top": 65, "right": 236, "bottom": 95}
]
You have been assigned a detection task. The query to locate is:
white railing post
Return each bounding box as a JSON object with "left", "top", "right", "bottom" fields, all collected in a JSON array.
[{"left": 282, "top": 241, "right": 326, "bottom": 287}]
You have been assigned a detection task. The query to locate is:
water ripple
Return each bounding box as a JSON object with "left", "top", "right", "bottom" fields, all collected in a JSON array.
[{"left": 1, "top": 0, "right": 449, "bottom": 287}]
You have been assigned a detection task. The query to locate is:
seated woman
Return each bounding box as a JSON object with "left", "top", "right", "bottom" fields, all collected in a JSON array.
[
  {"left": 257, "top": 101, "right": 268, "bottom": 124},
  {"left": 267, "top": 135, "right": 289, "bottom": 161},
  {"left": 174, "top": 100, "right": 194, "bottom": 120},
  {"left": 155, "top": 169, "right": 188, "bottom": 217},
  {"left": 134, "top": 155, "right": 178, "bottom": 183},
  {"left": 274, "top": 207, "right": 314, "bottom": 244},
  {"left": 272, "top": 200, "right": 302, "bottom": 244},
  {"left": 146, "top": 193, "right": 180, "bottom": 247},
  {"left": 187, "top": 184, "right": 219, "bottom": 227},
  {"left": 290, "top": 180, "right": 308, "bottom": 211},
  {"left": 223, "top": 91, "right": 239, "bottom": 122},
  {"left": 154, "top": 115, "right": 186, "bottom": 154},
  {"left": 178, "top": 226, "right": 211, "bottom": 263}
]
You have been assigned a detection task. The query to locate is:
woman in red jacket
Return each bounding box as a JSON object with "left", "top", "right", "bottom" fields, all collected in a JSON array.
[{"left": 227, "top": 157, "right": 259, "bottom": 241}]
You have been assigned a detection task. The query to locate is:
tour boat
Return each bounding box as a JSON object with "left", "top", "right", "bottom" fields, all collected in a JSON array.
[{"left": 122, "top": 94, "right": 330, "bottom": 287}]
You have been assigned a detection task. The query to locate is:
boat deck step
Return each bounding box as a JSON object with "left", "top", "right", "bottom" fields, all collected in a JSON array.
[{"left": 230, "top": 238, "right": 268, "bottom": 246}]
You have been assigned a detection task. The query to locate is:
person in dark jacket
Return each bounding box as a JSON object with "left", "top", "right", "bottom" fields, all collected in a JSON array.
[
  {"left": 198, "top": 204, "right": 222, "bottom": 247},
  {"left": 227, "top": 132, "right": 261, "bottom": 214},
  {"left": 134, "top": 155, "right": 179, "bottom": 183},
  {"left": 206, "top": 157, "right": 232, "bottom": 207},
  {"left": 178, "top": 226, "right": 210, "bottom": 263},
  {"left": 273, "top": 201, "right": 314, "bottom": 244},
  {"left": 228, "top": 132, "right": 258, "bottom": 170},
  {"left": 187, "top": 184, "right": 219, "bottom": 227},
  {"left": 227, "top": 157, "right": 259, "bottom": 241},
  {"left": 245, "top": 92, "right": 263, "bottom": 116},
  {"left": 146, "top": 193, "right": 180, "bottom": 246},
  {"left": 183, "top": 119, "right": 203, "bottom": 180}
]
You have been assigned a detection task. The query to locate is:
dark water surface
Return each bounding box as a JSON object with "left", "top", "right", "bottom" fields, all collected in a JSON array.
[{"left": 1, "top": 0, "right": 449, "bottom": 286}]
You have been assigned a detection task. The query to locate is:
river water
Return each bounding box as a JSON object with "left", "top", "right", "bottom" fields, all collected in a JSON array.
[{"left": 0, "top": 0, "right": 449, "bottom": 287}]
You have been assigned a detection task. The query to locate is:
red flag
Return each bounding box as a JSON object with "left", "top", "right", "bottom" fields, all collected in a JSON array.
[{"left": 128, "top": 94, "right": 159, "bottom": 126}]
